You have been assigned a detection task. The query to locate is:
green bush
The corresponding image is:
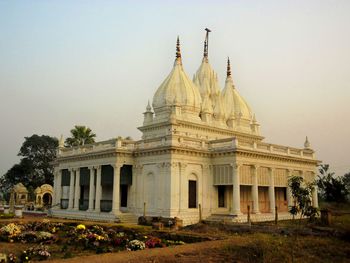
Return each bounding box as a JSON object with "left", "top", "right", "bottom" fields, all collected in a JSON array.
[{"left": 0, "top": 213, "right": 15, "bottom": 219}]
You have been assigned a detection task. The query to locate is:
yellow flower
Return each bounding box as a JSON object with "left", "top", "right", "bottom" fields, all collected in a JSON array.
[{"left": 76, "top": 224, "right": 86, "bottom": 230}]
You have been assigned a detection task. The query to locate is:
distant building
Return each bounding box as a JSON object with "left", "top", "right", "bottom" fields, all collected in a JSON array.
[{"left": 52, "top": 32, "right": 319, "bottom": 225}]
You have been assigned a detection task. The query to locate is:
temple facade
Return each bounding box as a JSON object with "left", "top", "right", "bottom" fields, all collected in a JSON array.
[{"left": 52, "top": 33, "right": 319, "bottom": 225}]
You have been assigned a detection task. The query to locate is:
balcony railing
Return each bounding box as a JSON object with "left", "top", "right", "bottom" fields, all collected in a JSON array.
[
  {"left": 100, "top": 200, "right": 112, "bottom": 212},
  {"left": 60, "top": 199, "right": 68, "bottom": 209}
]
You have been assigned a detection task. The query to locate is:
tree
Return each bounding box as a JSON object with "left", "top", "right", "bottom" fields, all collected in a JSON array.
[
  {"left": 288, "top": 176, "right": 318, "bottom": 222},
  {"left": 65, "top": 125, "right": 96, "bottom": 147},
  {"left": 317, "top": 164, "right": 348, "bottom": 203},
  {"left": 0, "top": 135, "right": 58, "bottom": 196},
  {"left": 343, "top": 172, "right": 350, "bottom": 198}
]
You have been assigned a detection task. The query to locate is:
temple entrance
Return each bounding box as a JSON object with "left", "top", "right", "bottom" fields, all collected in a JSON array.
[
  {"left": 258, "top": 187, "right": 270, "bottom": 213},
  {"left": 240, "top": 186, "right": 253, "bottom": 214},
  {"left": 120, "top": 165, "right": 132, "bottom": 210},
  {"left": 275, "top": 187, "right": 288, "bottom": 212},
  {"left": 120, "top": 185, "right": 128, "bottom": 207},
  {"left": 218, "top": 186, "right": 226, "bottom": 208}
]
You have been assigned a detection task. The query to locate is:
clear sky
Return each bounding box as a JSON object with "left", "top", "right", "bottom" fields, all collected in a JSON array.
[{"left": 0, "top": 0, "right": 349, "bottom": 177}]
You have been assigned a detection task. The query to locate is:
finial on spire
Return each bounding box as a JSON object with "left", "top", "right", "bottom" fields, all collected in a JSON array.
[
  {"left": 175, "top": 36, "right": 182, "bottom": 64},
  {"left": 203, "top": 28, "right": 211, "bottom": 60},
  {"left": 304, "top": 136, "right": 311, "bottom": 149},
  {"left": 227, "top": 57, "right": 231, "bottom": 77}
]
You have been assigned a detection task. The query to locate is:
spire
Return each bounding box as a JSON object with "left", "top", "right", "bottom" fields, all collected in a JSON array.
[
  {"left": 175, "top": 36, "right": 182, "bottom": 65},
  {"left": 146, "top": 100, "right": 152, "bottom": 112},
  {"left": 252, "top": 114, "right": 257, "bottom": 124},
  {"left": 227, "top": 57, "right": 231, "bottom": 77},
  {"left": 203, "top": 28, "right": 211, "bottom": 61}
]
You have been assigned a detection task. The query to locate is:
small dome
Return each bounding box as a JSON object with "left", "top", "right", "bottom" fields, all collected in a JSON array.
[
  {"left": 222, "top": 59, "right": 253, "bottom": 120},
  {"left": 14, "top": 183, "right": 28, "bottom": 193},
  {"left": 152, "top": 38, "right": 202, "bottom": 112}
]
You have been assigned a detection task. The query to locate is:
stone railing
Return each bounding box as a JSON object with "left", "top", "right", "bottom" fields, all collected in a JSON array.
[
  {"left": 58, "top": 135, "right": 314, "bottom": 160},
  {"left": 208, "top": 138, "right": 236, "bottom": 151},
  {"left": 58, "top": 138, "right": 135, "bottom": 157},
  {"left": 236, "top": 140, "right": 314, "bottom": 159}
]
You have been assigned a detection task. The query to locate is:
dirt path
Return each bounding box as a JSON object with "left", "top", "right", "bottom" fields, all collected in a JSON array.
[{"left": 48, "top": 239, "right": 234, "bottom": 263}]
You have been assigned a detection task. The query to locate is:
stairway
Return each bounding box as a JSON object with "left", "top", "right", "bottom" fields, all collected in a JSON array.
[{"left": 117, "top": 212, "right": 138, "bottom": 224}]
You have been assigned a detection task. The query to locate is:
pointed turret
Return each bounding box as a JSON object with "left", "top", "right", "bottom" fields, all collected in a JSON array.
[
  {"left": 250, "top": 114, "right": 260, "bottom": 134},
  {"left": 222, "top": 57, "right": 253, "bottom": 131},
  {"left": 59, "top": 135, "right": 64, "bottom": 148},
  {"left": 304, "top": 136, "right": 311, "bottom": 149},
  {"left": 143, "top": 100, "right": 154, "bottom": 125}
]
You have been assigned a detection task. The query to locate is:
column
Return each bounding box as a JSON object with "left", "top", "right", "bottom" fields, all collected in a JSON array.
[
  {"left": 268, "top": 167, "right": 275, "bottom": 214},
  {"left": 68, "top": 169, "right": 75, "bottom": 209},
  {"left": 179, "top": 163, "right": 187, "bottom": 213},
  {"left": 52, "top": 168, "right": 58, "bottom": 205},
  {"left": 112, "top": 164, "right": 122, "bottom": 215},
  {"left": 73, "top": 168, "right": 80, "bottom": 210},
  {"left": 252, "top": 165, "right": 260, "bottom": 214},
  {"left": 231, "top": 163, "right": 241, "bottom": 215},
  {"left": 56, "top": 169, "right": 62, "bottom": 207},
  {"left": 312, "top": 185, "right": 319, "bottom": 208},
  {"left": 88, "top": 167, "right": 95, "bottom": 211},
  {"left": 286, "top": 169, "right": 293, "bottom": 207},
  {"left": 95, "top": 166, "right": 102, "bottom": 212}
]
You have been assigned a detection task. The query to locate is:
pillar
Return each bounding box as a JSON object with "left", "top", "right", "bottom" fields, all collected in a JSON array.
[
  {"left": 252, "top": 165, "right": 260, "bottom": 214},
  {"left": 268, "top": 167, "right": 275, "bottom": 214},
  {"left": 112, "top": 164, "right": 122, "bottom": 215},
  {"left": 179, "top": 163, "right": 187, "bottom": 213},
  {"left": 286, "top": 169, "right": 293, "bottom": 207},
  {"left": 55, "top": 169, "right": 62, "bottom": 207},
  {"left": 231, "top": 163, "right": 241, "bottom": 215},
  {"left": 68, "top": 169, "right": 75, "bottom": 209},
  {"left": 95, "top": 166, "right": 102, "bottom": 212},
  {"left": 312, "top": 185, "right": 319, "bottom": 208},
  {"left": 73, "top": 168, "right": 80, "bottom": 210},
  {"left": 88, "top": 167, "right": 95, "bottom": 211},
  {"left": 52, "top": 168, "right": 58, "bottom": 205}
]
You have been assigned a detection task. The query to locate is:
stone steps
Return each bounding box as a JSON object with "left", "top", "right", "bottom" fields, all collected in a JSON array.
[
  {"left": 205, "top": 213, "right": 293, "bottom": 223},
  {"left": 118, "top": 213, "right": 138, "bottom": 224}
]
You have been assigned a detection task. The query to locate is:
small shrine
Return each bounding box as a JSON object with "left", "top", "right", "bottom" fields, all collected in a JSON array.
[
  {"left": 13, "top": 183, "right": 28, "bottom": 205},
  {"left": 34, "top": 184, "right": 53, "bottom": 208}
]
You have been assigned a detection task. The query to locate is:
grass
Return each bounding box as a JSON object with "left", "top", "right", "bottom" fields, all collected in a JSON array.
[{"left": 221, "top": 233, "right": 350, "bottom": 263}]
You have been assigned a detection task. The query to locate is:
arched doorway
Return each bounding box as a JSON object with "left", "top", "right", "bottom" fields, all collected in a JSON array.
[{"left": 43, "top": 193, "right": 52, "bottom": 206}]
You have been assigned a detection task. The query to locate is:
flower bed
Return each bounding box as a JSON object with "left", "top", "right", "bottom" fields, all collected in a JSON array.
[{"left": 0, "top": 220, "right": 202, "bottom": 261}]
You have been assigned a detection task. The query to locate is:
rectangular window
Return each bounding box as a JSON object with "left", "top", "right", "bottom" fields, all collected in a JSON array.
[
  {"left": 218, "top": 185, "right": 225, "bottom": 207},
  {"left": 188, "top": 180, "right": 197, "bottom": 208}
]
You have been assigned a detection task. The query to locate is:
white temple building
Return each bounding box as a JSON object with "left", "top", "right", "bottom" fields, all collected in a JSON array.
[{"left": 52, "top": 32, "right": 319, "bottom": 225}]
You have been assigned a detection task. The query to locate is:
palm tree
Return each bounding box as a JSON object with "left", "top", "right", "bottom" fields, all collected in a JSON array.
[{"left": 65, "top": 125, "right": 96, "bottom": 147}]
